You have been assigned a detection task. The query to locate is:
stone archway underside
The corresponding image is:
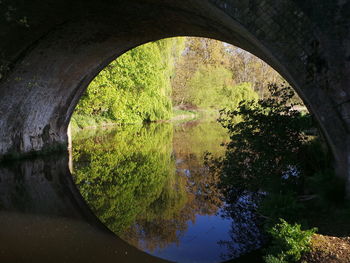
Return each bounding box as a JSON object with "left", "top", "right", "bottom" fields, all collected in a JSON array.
[{"left": 1, "top": 0, "right": 350, "bottom": 179}]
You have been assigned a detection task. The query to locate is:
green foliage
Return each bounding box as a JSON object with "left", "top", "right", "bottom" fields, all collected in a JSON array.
[
  {"left": 72, "top": 36, "right": 284, "bottom": 127},
  {"left": 259, "top": 192, "right": 306, "bottom": 228},
  {"left": 171, "top": 37, "right": 264, "bottom": 109},
  {"left": 72, "top": 124, "right": 175, "bottom": 233},
  {"left": 210, "top": 83, "right": 310, "bottom": 199},
  {"left": 70, "top": 113, "right": 115, "bottom": 129},
  {"left": 187, "top": 65, "right": 258, "bottom": 109},
  {"left": 73, "top": 38, "right": 182, "bottom": 126},
  {"left": 174, "top": 120, "right": 228, "bottom": 158},
  {"left": 264, "top": 254, "right": 286, "bottom": 263},
  {"left": 307, "top": 169, "right": 346, "bottom": 204},
  {"left": 204, "top": 83, "right": 325, "bottom": 260},
  {"left": 264, "top": 219, "right": 316, "bottom": 263},
  {"left": 171, "top": 37, "right": 291, "bottom": 108},
  {"left": 172, "top": 109, "right": 199, "bottom": 122},
  {"left": 295, "top": 130, "right": 330, "bottom": 179}
]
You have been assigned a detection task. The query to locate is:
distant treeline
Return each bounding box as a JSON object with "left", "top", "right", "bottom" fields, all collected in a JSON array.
[{"left": 71, "top": 37, "right": 289, "bottom": 128}]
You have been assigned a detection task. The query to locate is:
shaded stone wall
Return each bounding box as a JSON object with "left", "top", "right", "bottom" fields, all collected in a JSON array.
[{"left": 0, "top": 155, "right": 85, "bottom": 218}]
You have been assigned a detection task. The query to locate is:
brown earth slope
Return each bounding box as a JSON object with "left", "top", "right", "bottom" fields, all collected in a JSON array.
[{"left": 302, "top": 234, "right": 350, "bottom": 263}]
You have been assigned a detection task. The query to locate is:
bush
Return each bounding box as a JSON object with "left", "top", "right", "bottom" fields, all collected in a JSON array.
[
  {"left": 264, "top": 254, "right": 287, "bottom": 263},
  {"left": 306, "top": 169, "right": 346, "bottom": 205},
  {"left": 264, "top": 219, "right": 316, "bottom": 263},
  {"left": 70, "top": 114, "right": 114, "bottom": 130},
  {"left": 204, "top": 83, "right": 323, "bottom": 262},
  {"left": 210, "top": 83, "right": 310, "bottom": 201},
  {"left": 259, "top": 192, "right": 306, "bottom": 229},
  {"left": 73, "top": 39, "right": 176, "bottom": 126}
]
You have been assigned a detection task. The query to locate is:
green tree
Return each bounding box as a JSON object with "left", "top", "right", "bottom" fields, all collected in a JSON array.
[
  {"left": 188, "top": 64, "right": 258, "bottom": 109},
  {"left": 171, "top": 37, "right": 230, "bottom": 107},
  {"left": 73, "top": 38, "right": 184, "bottom": 126},
  {"left": 205, "top": 83, "right": 317, "bottom": 261},
  {"left": 171, "top": 37, "right": 259, "bottom": 109},
  {"left": 207, "top": 83, "right": 310, "bottom": 200},
  {"left": 264, "top": 219, "right": 316, "bottom": 263}
]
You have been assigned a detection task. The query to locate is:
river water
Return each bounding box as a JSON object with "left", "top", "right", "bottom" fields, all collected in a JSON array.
[
  {"left": 0, "top": 118, "right": 264, "bottom": 262},
  {"left": 71, "top": 119, "right": 264, "bottom": 262}
]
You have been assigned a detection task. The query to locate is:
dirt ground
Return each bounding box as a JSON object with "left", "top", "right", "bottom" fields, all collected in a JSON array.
[{"left": 301, "top": 234, "right": 350, "bottom": 263}]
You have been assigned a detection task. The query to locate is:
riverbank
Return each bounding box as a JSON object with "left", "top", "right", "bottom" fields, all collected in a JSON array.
[
  {"left": 170, "top": 109, "right": 198, "bottom": 122},
  {"left": 70, "top": 114, "right": 118, "bottom": 131},
  {"left": 70, "top": 109, "right": 211, "bottom": 131},
  {"left": 302, "top": 234, "right": 350, "bottom": 263}
]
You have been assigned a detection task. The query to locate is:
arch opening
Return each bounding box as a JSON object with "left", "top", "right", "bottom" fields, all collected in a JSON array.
[{"left": 69, "top": 36, "right": 297, "bottom": 262}]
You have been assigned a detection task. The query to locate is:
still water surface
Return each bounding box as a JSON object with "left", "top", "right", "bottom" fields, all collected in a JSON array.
[{"left": 71, "top": 119, "right": 263, "bottom": 262}]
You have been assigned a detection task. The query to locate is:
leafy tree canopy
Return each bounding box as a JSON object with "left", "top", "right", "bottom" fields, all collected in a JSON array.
[{"left": 73, "top": 38, "right": 182, "bottom": 124}]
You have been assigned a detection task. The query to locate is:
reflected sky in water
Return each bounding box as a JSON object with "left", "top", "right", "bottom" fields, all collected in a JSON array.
[{"left": 151, "top": 212, "right": 232, "bottom": 263}]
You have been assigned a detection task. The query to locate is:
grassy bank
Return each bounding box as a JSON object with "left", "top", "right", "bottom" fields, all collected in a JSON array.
[
  {"left": 71, "top": 109, "right": 207, "bottom": 131},
  {"left": 171, "top": 109, "right": 199, "bottom": 122},
  {"left": 70, "top": 114, "right": 119, "bottom": 131}
]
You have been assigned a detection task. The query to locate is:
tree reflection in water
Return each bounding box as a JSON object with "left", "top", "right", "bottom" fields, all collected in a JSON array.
[
  {"left": 71, "top": 120, "right": 264, "bottom": 261},
  {"left": 218, "top": 192, "right": 265, "bottom": 260}
]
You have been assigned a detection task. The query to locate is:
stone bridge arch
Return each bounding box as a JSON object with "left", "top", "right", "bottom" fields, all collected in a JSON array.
[{"left": 1, "top": 0, "right": 350, "bottom": 179}]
